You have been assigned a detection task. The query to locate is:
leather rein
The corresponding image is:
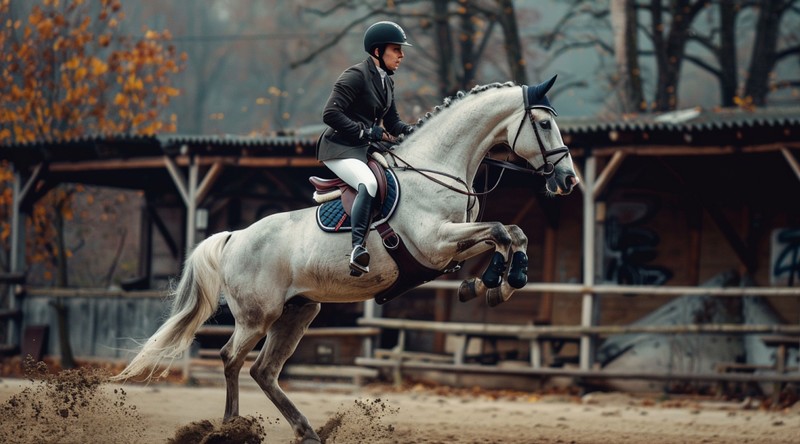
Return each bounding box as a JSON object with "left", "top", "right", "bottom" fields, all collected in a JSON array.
[{"left": 379, "top": 85, "right": 570, "bottom": 198}]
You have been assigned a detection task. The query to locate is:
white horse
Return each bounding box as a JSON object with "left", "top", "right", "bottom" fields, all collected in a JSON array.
[{"left": 112, "top": 78, "right": 578, "bottom": 443}]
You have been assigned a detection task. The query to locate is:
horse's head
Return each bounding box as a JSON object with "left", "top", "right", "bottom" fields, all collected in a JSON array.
[{"left": 510, "top": 76, "right": 579, "bottom": 195}]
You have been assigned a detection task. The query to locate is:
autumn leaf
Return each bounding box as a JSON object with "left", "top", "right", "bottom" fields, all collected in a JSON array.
[{"left": 0, "top": 0, "right": 185, "bottom": 285}]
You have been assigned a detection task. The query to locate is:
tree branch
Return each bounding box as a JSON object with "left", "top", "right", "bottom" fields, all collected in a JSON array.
[
  {"left": 775, "top": 44, "right": 800, "bottom": 61},
  {"left": 684, "top": 53, "right": 721, "bottom": 78}
]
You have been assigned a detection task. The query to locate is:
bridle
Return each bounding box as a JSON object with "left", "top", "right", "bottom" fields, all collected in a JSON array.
[
  {"left": 381, "top": 84, "right": 571, "bottom": 197},
  {"left": 506, "top": 84, "right": 570, "bottom": 179}
]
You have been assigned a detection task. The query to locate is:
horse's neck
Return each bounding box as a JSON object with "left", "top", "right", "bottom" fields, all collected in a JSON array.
[{"left": 399, "top": 88, "right": 520, "bottom": 182}]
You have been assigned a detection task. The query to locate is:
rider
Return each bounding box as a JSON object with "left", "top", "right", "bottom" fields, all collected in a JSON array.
[{"left": 317, "top": 21, "right": 415, "bottom": 276}]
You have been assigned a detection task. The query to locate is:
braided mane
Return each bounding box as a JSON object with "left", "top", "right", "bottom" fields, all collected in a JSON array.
[{"left": 406, "top": 81, "right": 517, "bottom": 134}]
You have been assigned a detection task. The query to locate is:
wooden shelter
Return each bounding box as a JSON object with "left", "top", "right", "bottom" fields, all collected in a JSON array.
[{"left": 1, "top": 106, "right": 799, "bottom": 386}]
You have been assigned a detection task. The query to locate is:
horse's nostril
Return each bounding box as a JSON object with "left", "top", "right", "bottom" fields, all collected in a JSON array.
[{"left": 567, "top": 175, "right": 579, "bottom": 186}]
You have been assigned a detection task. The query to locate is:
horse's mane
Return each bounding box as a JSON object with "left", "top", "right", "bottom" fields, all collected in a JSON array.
[{"left": 404, "top": 81, "right": 517, "bottom": 137}]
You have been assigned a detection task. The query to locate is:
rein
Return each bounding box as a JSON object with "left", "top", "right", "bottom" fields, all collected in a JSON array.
[
  {"left": 383, "top": 149, "right": 506, "bottom": 198},
  {"left": 376, "top": 84, "right": 571, "bottom": 212}
]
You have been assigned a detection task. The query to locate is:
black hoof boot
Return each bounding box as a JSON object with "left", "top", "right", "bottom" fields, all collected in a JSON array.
[
  {"left": 507, "top": 251, "right": 529, "bottom": 289},
  {"left": 349, "top": 244, "right": 370, "bottom": 274},
  {"left": 481, "top": 252, "right": 506, "bottom": 288}
]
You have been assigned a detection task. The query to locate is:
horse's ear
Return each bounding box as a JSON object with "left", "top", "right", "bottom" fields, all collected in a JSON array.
[{"left": 533, "top": 75, "right": 557, "bottom": 99}]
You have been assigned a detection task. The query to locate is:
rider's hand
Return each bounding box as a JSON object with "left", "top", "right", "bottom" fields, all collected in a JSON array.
[
  {"left": 364, "top": 125, "right": 384, "bottom": 142},
  {"left": 382, "top": 132, "right": 398, "bottom": 144}
]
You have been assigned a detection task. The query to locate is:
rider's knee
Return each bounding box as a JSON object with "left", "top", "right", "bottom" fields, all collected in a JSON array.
[{"left": 361, "top": 178, "right": 378, "bottom": 197}]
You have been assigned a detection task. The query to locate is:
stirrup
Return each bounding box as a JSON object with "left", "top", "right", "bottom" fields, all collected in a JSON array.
[{"left": 349, "top": 245, "right": 370, "bottom": 275}]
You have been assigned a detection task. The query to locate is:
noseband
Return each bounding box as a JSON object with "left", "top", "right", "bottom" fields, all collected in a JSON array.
[{"left": 507, "top": 85, "right": 570, "bottom": 178}]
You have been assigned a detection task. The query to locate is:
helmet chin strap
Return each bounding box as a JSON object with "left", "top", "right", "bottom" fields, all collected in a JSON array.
[{"left": 372, "top": 47, "right": 395, "bottom": 76}]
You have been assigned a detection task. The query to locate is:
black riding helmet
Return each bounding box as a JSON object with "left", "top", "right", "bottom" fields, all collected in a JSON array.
[{"left": 363, "top": 21, "right": 412, "bottom": 75}]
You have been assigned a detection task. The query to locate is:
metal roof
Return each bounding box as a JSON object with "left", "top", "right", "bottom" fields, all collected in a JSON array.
[
  {"left": 1, "top": 106, "right": 799, "bottom": 166},
  {"left": 557, "top": 106, "right": 800, "bottom": 148}
]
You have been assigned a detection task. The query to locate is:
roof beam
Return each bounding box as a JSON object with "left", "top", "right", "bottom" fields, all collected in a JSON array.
[
  {"left": 593, "top": 151, "right": 626, "bottom": 199},
  {"left": 781, "top": 147, "right": 800, "bottom": 184},
  {"left": 46, "top": 155, "right": 319, "bottom": 172}
]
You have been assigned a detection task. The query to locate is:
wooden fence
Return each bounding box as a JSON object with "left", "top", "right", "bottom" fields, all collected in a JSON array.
[{"left": 357, "top": 281, "right": 800, "bottom": 395}]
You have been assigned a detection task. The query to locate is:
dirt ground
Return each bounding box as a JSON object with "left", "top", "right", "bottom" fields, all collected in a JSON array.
[{"left": 1, "top": 367, "right": 799, "bottom": 444}]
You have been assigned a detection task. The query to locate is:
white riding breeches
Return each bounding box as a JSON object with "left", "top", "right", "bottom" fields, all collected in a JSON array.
[{"left": 323, "top": 158, "right": 378, "bottom": 197}]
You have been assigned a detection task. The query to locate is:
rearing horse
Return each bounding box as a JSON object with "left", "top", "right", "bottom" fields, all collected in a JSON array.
[{"left": 112, "top": 78, "right": 578, "bottom": 443}]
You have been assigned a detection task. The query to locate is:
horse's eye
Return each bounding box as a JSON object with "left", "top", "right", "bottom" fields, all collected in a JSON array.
[{"left": 539, "top": 120, "right": 551, "bottom": 130}]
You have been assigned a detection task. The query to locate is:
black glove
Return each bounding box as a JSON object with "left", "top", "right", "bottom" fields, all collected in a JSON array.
[{"left": 364, "top": 125, "right": 384, "bottom": 142}]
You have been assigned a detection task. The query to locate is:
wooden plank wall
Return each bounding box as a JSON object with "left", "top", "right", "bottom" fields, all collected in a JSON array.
[{"left": 20, "top": 296, "right": 168, "bottom": 359}]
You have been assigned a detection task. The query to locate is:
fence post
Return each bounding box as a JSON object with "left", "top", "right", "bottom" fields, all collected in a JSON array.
[{"left": 580, "top": 153, "right": 597, "bottom": 371}]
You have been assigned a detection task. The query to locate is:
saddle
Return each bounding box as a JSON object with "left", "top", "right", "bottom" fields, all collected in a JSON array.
[{"left": 310, "top": 155, "right": 399, "bottom": 232}]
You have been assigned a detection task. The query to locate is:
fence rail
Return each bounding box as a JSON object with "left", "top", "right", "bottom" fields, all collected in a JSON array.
[{"left": 419, "top": 280, "right": 800, "bottom": 297}]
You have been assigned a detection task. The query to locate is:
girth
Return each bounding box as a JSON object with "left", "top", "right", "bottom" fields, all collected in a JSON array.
[{"left": 373, "top": 222, "right": 461, "bottom": 305}]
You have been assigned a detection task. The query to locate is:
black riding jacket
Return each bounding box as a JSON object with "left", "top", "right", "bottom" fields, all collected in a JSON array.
[{"left": 317, "top": 58, "right": 412, "bottom": 162}]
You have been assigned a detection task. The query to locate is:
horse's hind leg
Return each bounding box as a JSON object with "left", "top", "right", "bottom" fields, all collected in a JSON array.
[
  {"left": 250, "top": 297, "right": 321, "bottom": 443},
  {"left": 220, "top": 318, "right": 275, "bottom": 421}
]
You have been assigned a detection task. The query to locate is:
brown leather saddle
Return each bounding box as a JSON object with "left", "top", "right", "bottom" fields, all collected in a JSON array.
[{"left": 309, "top": 158, "right": 390, "bottom": 218}]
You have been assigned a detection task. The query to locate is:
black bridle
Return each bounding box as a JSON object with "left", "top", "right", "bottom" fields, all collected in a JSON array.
[{"left": 506, "top": 84, "right": 570, "bottom": 178}]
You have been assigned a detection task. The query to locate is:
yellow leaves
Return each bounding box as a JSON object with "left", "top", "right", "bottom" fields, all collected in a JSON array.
[
  {"left": 89, "top": 57, "right": 107, "bottom": 76},
  {"left": 2, "top": 0, "right": 183, "bottom": 147},
  {"left": 734, "top": 95, "right": 756, "bottom": 112},
  {"left": 65, "top": 56, "right": 80, "bottom": 70},
  {"left": 122, "top": 73, "right": 143, "bottom": 91},
  {"left": 113, "top": 93, "right": 128, "bottom": 107}
]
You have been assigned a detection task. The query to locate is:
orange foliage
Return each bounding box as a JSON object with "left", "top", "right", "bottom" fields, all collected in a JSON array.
[{"left": 0, "top": 0, "right": 185, "bottom": 282}]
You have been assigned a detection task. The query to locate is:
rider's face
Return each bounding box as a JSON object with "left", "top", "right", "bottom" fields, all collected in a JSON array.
[{"left": 378, "top": 44, "right": 404, "bottom": 71}]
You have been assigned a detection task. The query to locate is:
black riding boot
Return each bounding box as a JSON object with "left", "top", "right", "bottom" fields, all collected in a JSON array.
[{"left": 349, "top": 184, "right": 374, "bottom": 276}]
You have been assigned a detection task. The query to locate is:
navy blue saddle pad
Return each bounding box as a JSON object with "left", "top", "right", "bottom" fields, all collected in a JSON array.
[{"left": 316, "top": 168, "right": 400, "bottom": 232}]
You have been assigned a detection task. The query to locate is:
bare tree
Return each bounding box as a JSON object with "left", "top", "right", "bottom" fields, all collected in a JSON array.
[
  {"left": 291, "top": 0, "right": 529, "bottom": 100},
  {"left": 537, "top": 0, "right": 800, "bottom": 112},
  {"left": 743, "top": 0, "right": 800, "bottom": 105}
]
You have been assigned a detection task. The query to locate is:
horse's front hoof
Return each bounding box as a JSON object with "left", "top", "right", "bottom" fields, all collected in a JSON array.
[
  {"left": 458, "top": 278, "right": 479, "bottom": 302},
  {"left": 298, "top": 438, "right": 322, "bottom": 444}
]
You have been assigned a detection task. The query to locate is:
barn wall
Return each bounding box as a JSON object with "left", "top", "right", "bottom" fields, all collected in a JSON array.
[{"left": 20, "top": 296, "right": 169, "bottom": 359}]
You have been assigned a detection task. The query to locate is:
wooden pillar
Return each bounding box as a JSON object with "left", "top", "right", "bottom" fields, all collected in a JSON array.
[
  {"left": 580, "top": 153, "right": 597, "bottom": 371},
  {"left": 433, "top": 288, "right": 451, "bottom": 353},
  {"left": 687, "top": 202, "right": 702, "bottom": 285},
  {"left": 537, "top": 225, "right": 556, "bottom": 324}
]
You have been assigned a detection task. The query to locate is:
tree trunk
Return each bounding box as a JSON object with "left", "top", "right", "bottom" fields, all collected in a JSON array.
[
  {"left": 611, "top": 0, "right": 644, "bottom": 112},
  {"left": 433, "top": 0, "right": 457, "bottom": 97},
  {"left": 744, "top": 0, "right": 783, "bottom": 105},
  {"left": 717, "top": 1, "right": 738, "bottom": 107},
  {"left": 458, "top": 7, "right": 478, "bottom": 91},
  {"left": 652, "top": 0, "right": 706, "bottom": 111},
  {"left": 496, "top": 0, "right": 527, "bottom": 85}
]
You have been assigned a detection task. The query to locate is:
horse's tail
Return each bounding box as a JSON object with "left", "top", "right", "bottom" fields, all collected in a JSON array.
[{"left": 111, "top": 231, "right": 232, "bottom": 382}]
